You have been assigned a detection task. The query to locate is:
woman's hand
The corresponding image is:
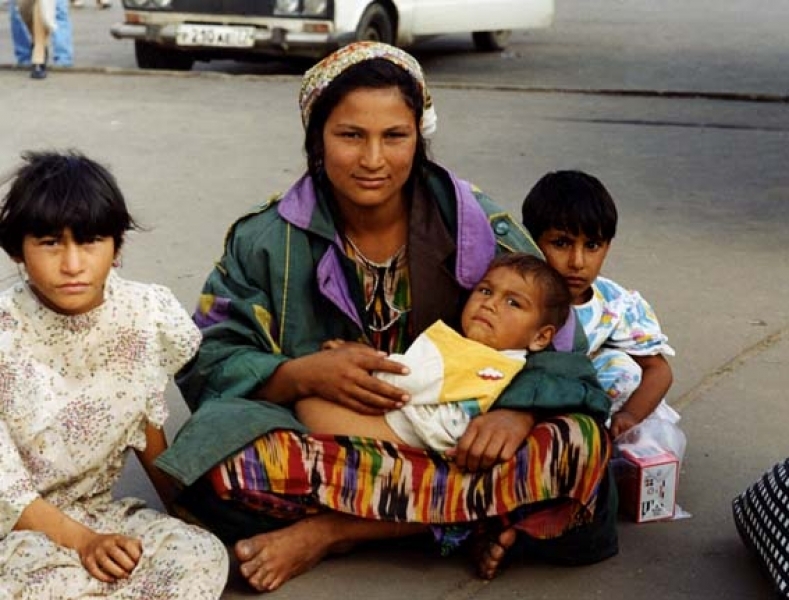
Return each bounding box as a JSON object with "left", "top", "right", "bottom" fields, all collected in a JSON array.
[
  {"left": 77, "top": 532, "right": 143, "bottom": 583},
  {"left": 321, "top": 338, "right": 345, "bottom": 351},
  {"left": 260, "top": 342, "right": 410, "bottom": 415},
  {"left": 447, "top": 409, "right": 535, "bottom": 472}
]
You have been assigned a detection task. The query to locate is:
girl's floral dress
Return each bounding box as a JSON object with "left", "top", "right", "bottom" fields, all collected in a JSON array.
[{"left": 0, "top": 271, "right": 228, "bottom": 599}]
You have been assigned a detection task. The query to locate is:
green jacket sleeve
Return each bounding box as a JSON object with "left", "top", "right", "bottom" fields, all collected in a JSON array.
[
  {"left": 176, "top": 211, "right": 289, "bottom": 411},
  {"left": 495, "top": 351, "right": 610, "bottom": 421}
]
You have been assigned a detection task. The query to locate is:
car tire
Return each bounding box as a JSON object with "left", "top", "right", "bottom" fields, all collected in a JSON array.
[
  {"left": 355, "top": 3, "right": 394, "bottom": 45},
  {"left": 135, "top": 41, "right": 194, "bottom": 71},
  {"left": 472, "top": 30, "right": 512, "bottom": 52}
]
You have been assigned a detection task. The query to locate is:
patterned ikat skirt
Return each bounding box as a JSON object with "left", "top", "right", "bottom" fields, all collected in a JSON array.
[{"left": 208, "top": 413, "right": 610, "bottom": 542}]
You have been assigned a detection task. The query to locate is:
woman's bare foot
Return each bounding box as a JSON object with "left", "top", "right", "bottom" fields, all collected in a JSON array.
[
  {"left": 235, "top": 514, "right": 354, "bottom": 592},
  {"left": 475, "top": 527, "right": 518, "bottom": 580}
]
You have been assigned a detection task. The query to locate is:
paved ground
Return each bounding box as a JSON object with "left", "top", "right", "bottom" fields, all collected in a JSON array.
[
  {"left": 0, "top": 68, "right": 787, "bottom": 598},
  {"left": 1, "top": 1, "right": 788, "bottom": 597}
]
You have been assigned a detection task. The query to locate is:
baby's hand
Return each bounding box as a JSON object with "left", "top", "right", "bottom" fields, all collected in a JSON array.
[
  {"left": 610, "top": 410, "right": 639, "bottom": 439},
  {"left": 77, "top": 532, "right": 143, "bottom": 583}
]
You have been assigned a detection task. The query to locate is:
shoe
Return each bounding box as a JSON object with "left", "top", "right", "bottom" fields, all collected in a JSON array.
[
  {"left": 97, "top": 0, "right": 111, "bottom": 8},
  {"left": 30, "top": 64, "right": 47, "bottom": 79}
]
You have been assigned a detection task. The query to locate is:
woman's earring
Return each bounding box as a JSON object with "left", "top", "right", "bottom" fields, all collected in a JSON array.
[{"left": 113, "top": 255, "right": 122, "bottom": 268}]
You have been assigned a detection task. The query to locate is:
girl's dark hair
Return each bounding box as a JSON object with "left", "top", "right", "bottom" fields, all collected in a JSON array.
[
  {"left": 521, "top": 170, "right": 618, "bottom": 242},
  {"left": 0, "top": 150, "right": 137, "bottom": 259},
  {"left": 304, "top": 58, "right": 429, "bottom": 182},
  {"left": 487, "top": 252, "right": 571, "bottom": 329}
]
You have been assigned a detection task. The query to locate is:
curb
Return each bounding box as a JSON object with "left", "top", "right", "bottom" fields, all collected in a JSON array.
[{"left": 3, "top": 63, "right": 789, "bottom": 105}]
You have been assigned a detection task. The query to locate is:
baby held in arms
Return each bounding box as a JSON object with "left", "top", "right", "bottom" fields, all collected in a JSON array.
[{"left": 297, "top": 252, "right": 571, "bottom": 451}]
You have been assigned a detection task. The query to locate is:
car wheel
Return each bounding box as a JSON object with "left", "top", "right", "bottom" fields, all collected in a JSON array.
[
  {"left": 135, "top": 41, "right": 194, "bottom": 71},
  {"left": 472, "top": 30, "right": 512, "bottom": 52},
  {"left": 355, "top": 3, "right": 394, "bottom": 45}
]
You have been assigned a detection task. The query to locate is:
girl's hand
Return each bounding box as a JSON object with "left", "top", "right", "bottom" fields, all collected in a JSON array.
[
  {"left": 77, "top": 532, "right": 143, "bottom": 583},
  {"left": 14, "top": 498, "right": 142, "bottom": 583},
  {"left": 447, "top": 410, "right": 535, "bottom": 472}
]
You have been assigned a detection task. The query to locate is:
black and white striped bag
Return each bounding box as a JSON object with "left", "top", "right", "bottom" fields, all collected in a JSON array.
[{"left": 732, "top": 459, "right": 789, "bottom": 599}]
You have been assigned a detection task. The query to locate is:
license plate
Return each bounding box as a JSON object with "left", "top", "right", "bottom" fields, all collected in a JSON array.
[{"left": 176, "top": 24, "right": 255, "bottom": 48}]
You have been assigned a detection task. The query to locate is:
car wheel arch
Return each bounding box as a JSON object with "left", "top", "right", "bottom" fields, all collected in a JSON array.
[{"left": 354, "top": 1, "right": 398, "bottom": 45}]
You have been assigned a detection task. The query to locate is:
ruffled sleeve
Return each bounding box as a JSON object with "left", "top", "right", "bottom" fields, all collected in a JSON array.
[
  {"left": 596, "top": 278, "right": 675, "bottom": 357},
  {"left": 138, "top": 285, "right": 201, "bottom": 431},
  {"left": 150, "top": 285, "right": 202, "bottom": 376}
]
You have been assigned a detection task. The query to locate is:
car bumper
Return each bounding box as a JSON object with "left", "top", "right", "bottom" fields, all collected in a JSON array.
[{"left": 111, "top": 14, "right": 348, "bottom": 58}]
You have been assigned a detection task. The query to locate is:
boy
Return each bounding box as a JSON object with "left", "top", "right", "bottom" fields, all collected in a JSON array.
[{"left": 521, "top": 170, "right": 678, "bottom": 437}]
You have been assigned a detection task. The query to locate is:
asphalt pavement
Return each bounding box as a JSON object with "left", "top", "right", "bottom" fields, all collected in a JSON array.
[{"left": 1, "top": 4, "right": 789, "bottom": 599}]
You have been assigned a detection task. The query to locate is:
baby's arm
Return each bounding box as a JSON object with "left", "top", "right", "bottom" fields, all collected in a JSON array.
[{"left": 610, "top": 353, "right": 673, "bottom": 438}]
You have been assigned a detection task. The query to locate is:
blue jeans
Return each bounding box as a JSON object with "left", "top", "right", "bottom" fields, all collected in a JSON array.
[{"left": 9, "top": 0, "right": 73, "bottom": 66}]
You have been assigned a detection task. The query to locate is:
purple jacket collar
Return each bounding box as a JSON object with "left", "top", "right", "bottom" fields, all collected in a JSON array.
[{"left": 277, "top": 169, "right": 495, "bottom": 290}]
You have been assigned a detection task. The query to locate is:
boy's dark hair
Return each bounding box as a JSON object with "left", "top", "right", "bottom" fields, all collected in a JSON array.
[
  {"left": 488, "top": 252, "right": 571, "bottom": 329},
  {"left": 521, "top": 170, "right": 618, "bottom": 242},
  {"left": 0, "top": 150, "right": 137, "bottom": 259},
  {"left": 304, "top": 58, "right": 429, "bottom": 181}
]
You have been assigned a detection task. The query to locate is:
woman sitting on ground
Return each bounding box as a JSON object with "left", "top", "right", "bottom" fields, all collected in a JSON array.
[{"left": 156, "top": 41, "right": 619, "bottom": 593}]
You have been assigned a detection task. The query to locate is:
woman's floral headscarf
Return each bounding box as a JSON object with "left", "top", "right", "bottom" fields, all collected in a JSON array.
[{"left": 299, "top": 41, "right": 438, "bottom": 137}]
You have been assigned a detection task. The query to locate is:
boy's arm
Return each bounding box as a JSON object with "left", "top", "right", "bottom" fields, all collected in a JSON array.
[
  {"left": 136, "top": 422, "right": 179, "bottom": 512},
  {"left": 610, "top": 353, "right": 673, "bottom": 437}
]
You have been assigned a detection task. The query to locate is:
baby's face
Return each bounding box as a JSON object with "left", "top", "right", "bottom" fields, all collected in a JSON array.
[
  {"left": 536, "top": 228, "right": 610, "bottom": 305},
  {"left": 461, "top": 267, "right": 552, "bottom": 352}
]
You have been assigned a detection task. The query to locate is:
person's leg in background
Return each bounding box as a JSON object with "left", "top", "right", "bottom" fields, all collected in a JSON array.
[
  {"left": 51, "top": 0, "right": 73, "bottom": 66},
  {"left": 30, "top": 0, "right": 50, "bottom": 78},
  {"left": 9, "top": 0, "right": 33, "bottom": 66}
]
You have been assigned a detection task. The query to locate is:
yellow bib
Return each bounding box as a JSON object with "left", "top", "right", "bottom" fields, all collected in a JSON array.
[{"left": 424, "top": 321, "right": 526, "bottom": 412}]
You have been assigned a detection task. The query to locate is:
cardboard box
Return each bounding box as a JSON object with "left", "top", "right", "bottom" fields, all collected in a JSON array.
[{"left": 613, "top": 443, "right": 679, "bottom": 523}]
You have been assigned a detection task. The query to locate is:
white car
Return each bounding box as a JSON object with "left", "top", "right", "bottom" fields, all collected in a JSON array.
[{"left": 111, "top": 0, "right": 554, "bottom": 71}]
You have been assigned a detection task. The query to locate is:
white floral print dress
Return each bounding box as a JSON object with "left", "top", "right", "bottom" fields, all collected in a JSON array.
[
  {"left": 0, "top": 271, "right": 228, "bottom": 599},
  {"left": 574, "top": 276, "right": 679, "bottom": 423}
]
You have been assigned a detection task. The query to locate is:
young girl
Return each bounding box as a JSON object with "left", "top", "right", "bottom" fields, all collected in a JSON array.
[
  {"left": 521, "top": 170, "right": 680, "bottom": 438},
  {"left": 0, "top": 151, "right": 228, "bottom": 598}
]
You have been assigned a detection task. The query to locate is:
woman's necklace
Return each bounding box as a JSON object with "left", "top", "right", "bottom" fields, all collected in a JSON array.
[
  {"left": 343, "top": 233, "right": 405, "bottom": 266},
  {"left": 343, "top": 235, "right": 410, "bottom": 344}
]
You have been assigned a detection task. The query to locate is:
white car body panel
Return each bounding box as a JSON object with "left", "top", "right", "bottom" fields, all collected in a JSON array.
[{"left": 112, "top": 0, "right": 555, "bottom": 67}]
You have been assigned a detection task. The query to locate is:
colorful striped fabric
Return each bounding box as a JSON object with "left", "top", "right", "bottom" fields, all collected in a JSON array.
[{"left": 209, "top": 414, "right": 609, "bottom": 540}]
